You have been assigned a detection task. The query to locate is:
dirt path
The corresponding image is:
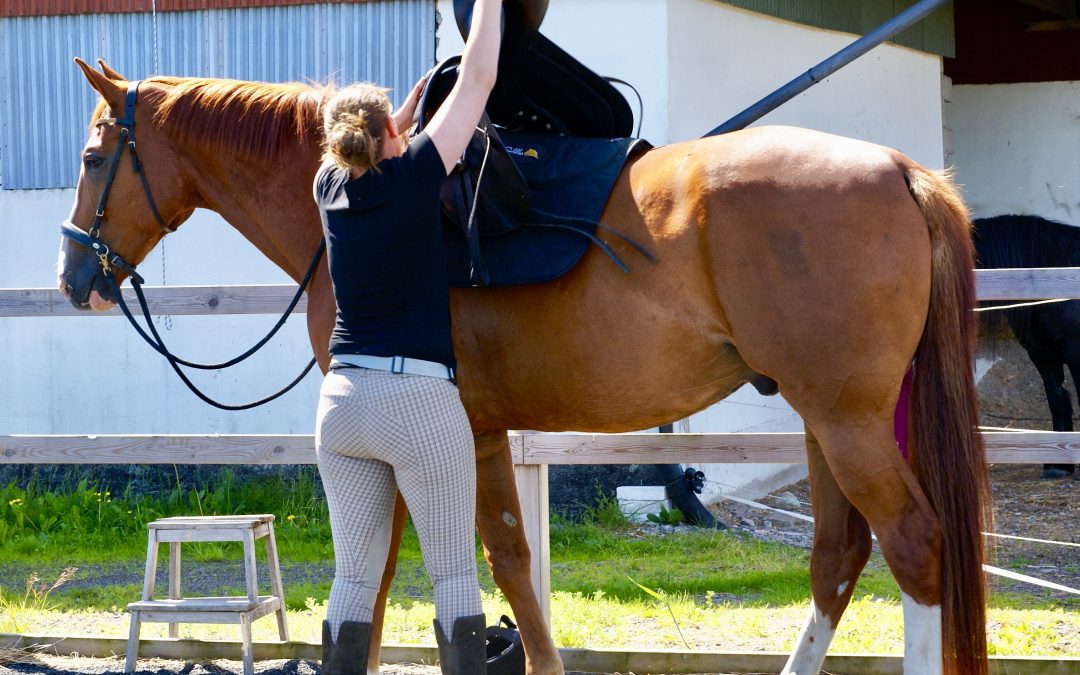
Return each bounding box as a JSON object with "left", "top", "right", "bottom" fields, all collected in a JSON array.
[{"left": 0, "top": 655, "right": 444, "bottom": 675}]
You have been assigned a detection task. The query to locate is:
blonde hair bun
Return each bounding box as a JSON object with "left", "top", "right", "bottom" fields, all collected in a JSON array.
[{"left": 322, "top": 83, "right": 392, "bottom": 171}]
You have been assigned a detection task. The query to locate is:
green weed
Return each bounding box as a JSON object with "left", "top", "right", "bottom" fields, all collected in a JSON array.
[{"left": 646, "top": 505, "right": 685, "bottom": 526}]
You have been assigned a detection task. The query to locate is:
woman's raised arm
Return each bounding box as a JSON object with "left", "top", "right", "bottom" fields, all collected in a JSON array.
[{"left": 425, "top": 0, "right": 503, "bottom": 174}]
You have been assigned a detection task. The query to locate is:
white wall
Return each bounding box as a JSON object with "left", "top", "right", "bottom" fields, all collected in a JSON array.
[
  {"left": 438, "top": 0, "right": 944, "bottom": 156},
  {"left": 946, "top": 80, "right": 1080, "bottom": 222},
  {"left": 668, "top": 0, "right": 945, "bottom": 167},
  {"left": 439, "top": 0, "right": 946, "bottom": 501},
  {"left": 1, "top": 190, "right": 321, "bottom": 435}
]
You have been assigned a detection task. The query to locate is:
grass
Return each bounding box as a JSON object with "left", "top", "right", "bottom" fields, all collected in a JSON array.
[
  {"left": 0, "top": 469, "right": 335, "bottom": 564},
  {"left": 1, "top": 473, "right": 1077, "bottom": 657},
  {"left": 4, "top": 587, "right": 1078, "bottom": 657}
]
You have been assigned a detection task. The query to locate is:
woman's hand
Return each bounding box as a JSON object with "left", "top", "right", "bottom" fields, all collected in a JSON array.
[{"left": 393, "top": 76, "right": 428, "bottom": 136}]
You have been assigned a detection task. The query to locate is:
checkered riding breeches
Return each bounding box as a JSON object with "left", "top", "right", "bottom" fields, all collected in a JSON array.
[{"left": 315, "top": 367, "right": 481, "bottom": 640}]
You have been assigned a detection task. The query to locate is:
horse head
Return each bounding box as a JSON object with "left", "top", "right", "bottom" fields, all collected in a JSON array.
[{"left": 58, "top": 59, "right": 196, "bottom": 310}]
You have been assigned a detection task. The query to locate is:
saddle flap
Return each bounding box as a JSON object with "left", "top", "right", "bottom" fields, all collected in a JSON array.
[
  {"left": 413, "top": 57, "right": 532, "bottom": 239},
  {"left": 443, "top": 117, "right": 531, "bottom": 232}
]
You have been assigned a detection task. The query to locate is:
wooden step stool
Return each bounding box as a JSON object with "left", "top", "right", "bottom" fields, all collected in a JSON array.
[{"left": 125, "top": 515, "right": 290, "bottom": 675}]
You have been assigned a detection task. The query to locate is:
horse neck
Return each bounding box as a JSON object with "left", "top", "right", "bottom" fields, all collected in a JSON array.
[{"left": 186, "top": 146, "right": 323, "bottom": 281}]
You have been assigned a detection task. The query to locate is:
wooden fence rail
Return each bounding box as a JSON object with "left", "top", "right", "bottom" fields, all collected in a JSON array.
[
  {"left": 3, "top": 633, "right": 1078, "bottom": 674},
  {"left": 2, "top": 266, "right": 1079, "bottom": 318},
  {"left": 0, "top": 285, "right": 307, "bottom": 318},
  {"left": 2, "top": 431, "right": 1079, "bottom": 466}
]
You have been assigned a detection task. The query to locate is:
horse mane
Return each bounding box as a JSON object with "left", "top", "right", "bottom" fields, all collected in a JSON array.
[
  {"left": 148, "top": 76, "right": 327, "bottom": 161},
  {"left": 972, "top": 214, "right": 1080, "bottom": 344}
]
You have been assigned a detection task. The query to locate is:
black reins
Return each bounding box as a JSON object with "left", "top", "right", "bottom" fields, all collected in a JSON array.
[{"left": 60, "top": 80, "right": 325, "bottom": 411}]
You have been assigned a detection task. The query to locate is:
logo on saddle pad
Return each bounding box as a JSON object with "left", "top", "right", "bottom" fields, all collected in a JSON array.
[{"left": 505, "top": 145, "right": 541, "bottom": 159}]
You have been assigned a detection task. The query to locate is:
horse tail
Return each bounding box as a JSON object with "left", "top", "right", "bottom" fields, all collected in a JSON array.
[{"left": 904, "top": 164, "right": 990, "bottom": 675}]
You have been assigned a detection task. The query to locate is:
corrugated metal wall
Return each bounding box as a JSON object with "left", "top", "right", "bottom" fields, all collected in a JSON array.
[
  {"left": 3, "top": 0, "right": 380, "bottom": 17},
  {"left": 0, "top": 0, "right": 436, "bottom": 189}
]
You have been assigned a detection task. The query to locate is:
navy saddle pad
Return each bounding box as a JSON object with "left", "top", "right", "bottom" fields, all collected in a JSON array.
[{"left": 443, "top": 132, "right": 651, "bottom": 288}]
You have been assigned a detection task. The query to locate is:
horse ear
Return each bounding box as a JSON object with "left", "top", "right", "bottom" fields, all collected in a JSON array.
[
  {"left": 96, "top": 59, "right": 126, "bottom": 82},
  {"left": 75, "top": 58, "right": 125, "bottom": 109}
]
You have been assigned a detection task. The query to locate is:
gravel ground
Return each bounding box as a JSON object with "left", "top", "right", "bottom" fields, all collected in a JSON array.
[
  {"left": 1, "top": 655, "right": 320, "bottom": 675},
  {"left": 0, "top": 654, "right": 677, "bottom": 675},
  {"left": 976, "top": 338, "right": 1080, "bottom": 595},
  {"left": 0, "top": 655, "right": 476, "bottom": 675}
]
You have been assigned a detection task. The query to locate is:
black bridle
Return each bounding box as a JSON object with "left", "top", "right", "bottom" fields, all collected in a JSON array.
[{"left": 60, "top": 80, "right": 325, "bottom": 411}]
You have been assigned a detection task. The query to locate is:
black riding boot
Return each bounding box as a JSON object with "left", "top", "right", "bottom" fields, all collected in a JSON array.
[
  {"left": 433, "top": 613, "right": 487, "bottom": 674},
  {"left": 321, "top": 620, "right": 372, "bottom": 675}
]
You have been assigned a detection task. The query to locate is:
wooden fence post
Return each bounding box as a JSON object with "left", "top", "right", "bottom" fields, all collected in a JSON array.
[{"left": 514, "top": 464, "right": 551, "bottom": 624}]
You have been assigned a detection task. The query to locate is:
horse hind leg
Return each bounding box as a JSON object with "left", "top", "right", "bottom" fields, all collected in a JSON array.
[
  {"left": 782, "top": 428, "right": 872, "bottom": 675},
  {"left": 807, "top": 416, "right": 946, "bottom": 675}
]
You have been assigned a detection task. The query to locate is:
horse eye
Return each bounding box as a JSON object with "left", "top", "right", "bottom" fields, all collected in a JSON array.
[{"left": 83, "top": 153, "right": 105, "bottom": 170}]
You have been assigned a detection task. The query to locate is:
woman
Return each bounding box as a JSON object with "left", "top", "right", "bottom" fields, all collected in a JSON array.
[{"left": 312, "top": 1, "right": 503, "bottom": 673}]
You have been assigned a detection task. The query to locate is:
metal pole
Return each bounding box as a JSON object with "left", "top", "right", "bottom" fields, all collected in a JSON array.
[{"left": 703, "top": 0, "right": 951, "bottom": 137}]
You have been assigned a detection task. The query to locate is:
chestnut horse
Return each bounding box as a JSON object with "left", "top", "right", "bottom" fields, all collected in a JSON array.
[{"left": 58, "top": 61, "right": 989, "bottom": 675}]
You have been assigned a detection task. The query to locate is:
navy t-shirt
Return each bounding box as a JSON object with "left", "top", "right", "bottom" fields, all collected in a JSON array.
[{"left": 314, "top": 132, "right": 454, "bottom": 367}]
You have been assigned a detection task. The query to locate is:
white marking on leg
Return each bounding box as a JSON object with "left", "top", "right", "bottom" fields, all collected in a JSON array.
[
  {"left": 782, "top": 601, "right": 835, "bottom": 675},
  {"left": 836, "top": 581, "right": 849, "bottom": 596},
  {"left": 902, "top": 592, "right": 942, "bottom": 675}
]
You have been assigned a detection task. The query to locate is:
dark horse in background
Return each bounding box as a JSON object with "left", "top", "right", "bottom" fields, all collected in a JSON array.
[{"left": 974, "top": 214, "right": 1080, "bottom": 479}]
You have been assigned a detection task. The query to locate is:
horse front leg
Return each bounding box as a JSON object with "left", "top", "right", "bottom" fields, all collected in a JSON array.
[
  {"left": 474, "top": 430, "right": 564, "bottom": 675},
  {"left": 367, "top": 492, "right": 408, "bottom": 673}
]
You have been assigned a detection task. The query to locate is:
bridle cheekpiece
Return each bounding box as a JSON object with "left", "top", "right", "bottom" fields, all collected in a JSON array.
[{"left": 60, "top": 80, "right": 177, "bottom": 285}]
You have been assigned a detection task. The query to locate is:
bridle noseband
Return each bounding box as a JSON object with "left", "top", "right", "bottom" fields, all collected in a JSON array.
[
  {"left": 60, "top": 80, "right": 176, "bottom": 285},
  {"left": 59, "top": 79, "right": 325, "bottom": 411}
]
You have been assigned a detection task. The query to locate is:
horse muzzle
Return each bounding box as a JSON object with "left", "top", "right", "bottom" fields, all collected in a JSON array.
[{"left": 57, "top": 230, "right": 122, "bottom": 310}]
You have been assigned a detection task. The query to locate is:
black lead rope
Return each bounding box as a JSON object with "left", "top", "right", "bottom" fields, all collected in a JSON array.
[
  {"left": 102, "top": 240, "right": 324, "bottom": 411},
  {"left": 124, "top": 240, "right": 324, "bottom": 371}
]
